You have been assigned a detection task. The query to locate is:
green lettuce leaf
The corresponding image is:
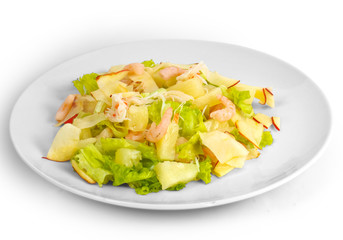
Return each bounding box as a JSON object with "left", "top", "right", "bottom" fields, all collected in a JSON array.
[
  {"left": 96, "top": 138, "right": 159, "bottom": 164},
  {"left": 105, "top": 159, "right": 155, "bottom": 186},
  {"left": 148, "top": 100, "right": 163, "bottom": 124},
  {"left": 148, "top": 100, "right": 207, "bottom": 138},
  {"left": 177, "top": 133, "right": 203, "bottom": 161},
  {"left": 128, "top": 176, "right": 162, "bottom": 195},
  {"left": 259, "top": 131, "right": 273, "bottom": 149},
  {"left": 72, "top": 144, "right": 112, "bottom": 187},
  {"left": 125, "top": 139, "right": 159, "bottom": 163},
  {"left": 166, "top": 183, "right": 186, "bottom": 191},
  {"left": 91, "top": 120, "right": 128, "bottom": 138},
  {"left": 73, "top": 73, "right": 99, "bottom": 95},
  {"left": 178, "top": 104, "right": 207, "bottom": 138},
  {"left": 96, "top": 138, "right": 133, "bottom": 155},
  {"left": 141, "top": 59, "right": 156, "bottom": 68},
  {"left": 197, "top": 157, "right": 212, "bottom": 184},
  {"left": 221, "top": 86, "right": 254, "bottom": 116}
]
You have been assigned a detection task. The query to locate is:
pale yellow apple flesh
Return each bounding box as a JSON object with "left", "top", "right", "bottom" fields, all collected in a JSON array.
[
  {"left": 253, "top": 113, "right": 272, "bottom": 129},
  {"left": 264, "top": 88, "right": 275, "bottom": 108},
  {"left": 235, "top": 118, "right": 264, "bottom": 150},
  {"left": 47, "top": 123, "right": 81, "bottom": 161},
  {"left": 206, "top": 71, "right": 240, "bottom": 88},
  {"left": 90, "top": 89, "right": 112, "bottom": 106},
  {"left": 96, "top": 70, "right": 129, "bottom": 96},
  {"left": 213, "top": 162, "right": 235, "bottom": 177},
  {"left": 272, "top": 116, "right": 281, "bottom": 131},
  {"left": 199, "top": 131, "right": 249, "bottom": 164}
]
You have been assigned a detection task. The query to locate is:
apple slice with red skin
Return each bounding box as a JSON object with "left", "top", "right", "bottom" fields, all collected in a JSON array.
[
  {"left": 264, "top": 88, "right": 275, "bottom": 108},
  {"left": 253, "top": 113, "right": 272, "bottom": 129},
  {"left": 235, "top": 118, "right": 264, "bottom": 150},
  {"left": 227, "top": 80, "right": 240, "bottom": 88},
  {"left": 71, "top": 160, "right": 96, "bottom": 184},
  {"left": 272, "top": 116, "right": 280, "bottom": 131},
  {"left": 202, "top": 146, "right": 219, "bottom": 168},
  {"left": 202, "top": 146, "right": 236, "bottom": 177},
  {"left": 96, "top": 70, "right": 129, "bottom": 96}
]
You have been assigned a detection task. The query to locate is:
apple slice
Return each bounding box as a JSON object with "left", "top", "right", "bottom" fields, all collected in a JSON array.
[
  {"left": 199, "top": 131, "right": 249, "bottom": 164},
  {"left": 213, "top": 162, "right": 235, "bottom": 177},
  {"left": 47, "top": 124, "right": 81, "bottom": 161},
  {"left": 255, "top": 87, "right": 266, "bottom": 105},
  {"left": 253, "top": 113, "right": 272, "bottom": 129},
  {"left": 272, "top": 116, "right": 281, "bottom": 131},
  {"left": 96, "top": 70, "right": 129, "bottom": 96},
  {"left": 227, "top": 80, "right": 240, "bottom": 88},
  {"left": 129, "top": 72, "right": 159, "bottom": 93},
  {"left": 90, "top": 89, "right": 112, "bottom": 106},
  {"left": 71, "top": 160, "right": 96, "bottom": 184},
  {"left": 236, "top": 118, "right": 264, "bottom": 150},
  {"left": 233, "top": 85, "right": 256, "bottom": 105},
  {"left": 202, "top": 146, "right": 219, "bottom": 168},
  {"left": 264, "top": 87, "right": 275, "bottom": 108},
  {"left": 225, "top": 156, "right": 246, "bottom": 168},
  {"left": 205, "top": 71, "right": 240, "bottom": 88}
]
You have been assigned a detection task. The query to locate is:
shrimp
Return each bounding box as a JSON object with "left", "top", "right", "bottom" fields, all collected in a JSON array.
[
  {"left": 55, "top": 94, "right": 76, "bottom": 121},
  {"left": 125, "top": 130, "right": 146, "bottom": 142},
  {"left": 124, "top": 63, "right": 145, "bottom": 75},
  {"left": 159, "top": 66, "right": 186, "bottom": 81},
  {"left": 176, "top": 61, "right": 205, "bottom": 81},
  {"left": 146, "top": 107, "right": 173, "bottom": 143},
  {"left": 209, "top": 95, "right": 236, "bottom": 122}
]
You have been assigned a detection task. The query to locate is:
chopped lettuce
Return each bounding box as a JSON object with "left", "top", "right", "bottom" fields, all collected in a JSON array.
[
  {"left": 141, "top": 59, "right": 156, "bottom": 68},
  {"left": 166, "top": 183, "right": 186, "bottom": 191},
  {"left": 96, "top": 138, "right": 133, "bottom": 155},
  {"left": 125, "top": 139, "right": 159, "bottom": 163},
  {"left": 177, "top": 133, "right": 203, "bottom": 161},
  {"left": 148, "top": 100, "right": 163, "bottom": 124},
  {"left": 91, "top": 120, "right": 128, "bottom": 138},
  {"left": 148, "top": 100, "right": 206, "bottom": 138},
  {"left": 221, "top": 86, "right": 253, "bottom": 116},
  {"left": 73, "top": 73, "right": 99, "bottom": 95},
  {"left": 105, "top": 159, "right": 155, "bottom": 186},
  {"left": 259, "top": 131, "right": 273, "bottom": 149},
  {"left": 72, "top": 144, "right": 112, "bottom": 187},
  {"left": 177, "top": 104, "right": 207, "bottom": 138},
  {"left": 96, "top": 138, "right": 159, "bottom": 163},
  {"left": 197, "top": 157, "right": 212, "bottom": 184},
  {"left": 129, "top": 176, "right": 162, "bottom": 195}
]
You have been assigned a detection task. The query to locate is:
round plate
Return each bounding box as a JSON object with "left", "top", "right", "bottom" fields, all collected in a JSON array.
[{"left": 10, "top": 40, "right": 332, "bottom": 210}]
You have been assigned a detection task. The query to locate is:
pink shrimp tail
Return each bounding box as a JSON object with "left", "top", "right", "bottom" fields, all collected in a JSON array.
[
  {"left": 146, "top": 107, "right": 173, "bottom": 142},
  {"left": 209, "top": 95, "right": 236, "bottom": 122}
]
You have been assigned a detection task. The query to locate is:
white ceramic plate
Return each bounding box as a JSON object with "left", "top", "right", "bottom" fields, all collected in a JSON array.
[{"left": 10, "top": 40, "right": 331, "bottom": 210}]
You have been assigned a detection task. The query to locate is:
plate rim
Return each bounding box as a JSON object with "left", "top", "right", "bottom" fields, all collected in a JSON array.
[{"left": 9, "top": 39, "right": 333, "bottom": 210}]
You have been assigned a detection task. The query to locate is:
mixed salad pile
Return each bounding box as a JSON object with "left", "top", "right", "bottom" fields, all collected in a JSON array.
[{"left": 46, "top": 60, "right": 280, "bottom": 195}]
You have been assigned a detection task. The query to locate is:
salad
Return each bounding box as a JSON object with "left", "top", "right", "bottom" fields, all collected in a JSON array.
[{"left": 46, "top": 60, "right": 280, "bottom": 195}]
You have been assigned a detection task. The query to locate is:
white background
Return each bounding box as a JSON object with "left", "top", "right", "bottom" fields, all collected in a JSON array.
[{"left": 1, "top": 0, "right": 341, "bottom": 239}]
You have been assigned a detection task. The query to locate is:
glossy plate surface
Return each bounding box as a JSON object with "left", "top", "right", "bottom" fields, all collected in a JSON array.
[{"left": 10, "top": 40, "right": 331, "bottom": 210}]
